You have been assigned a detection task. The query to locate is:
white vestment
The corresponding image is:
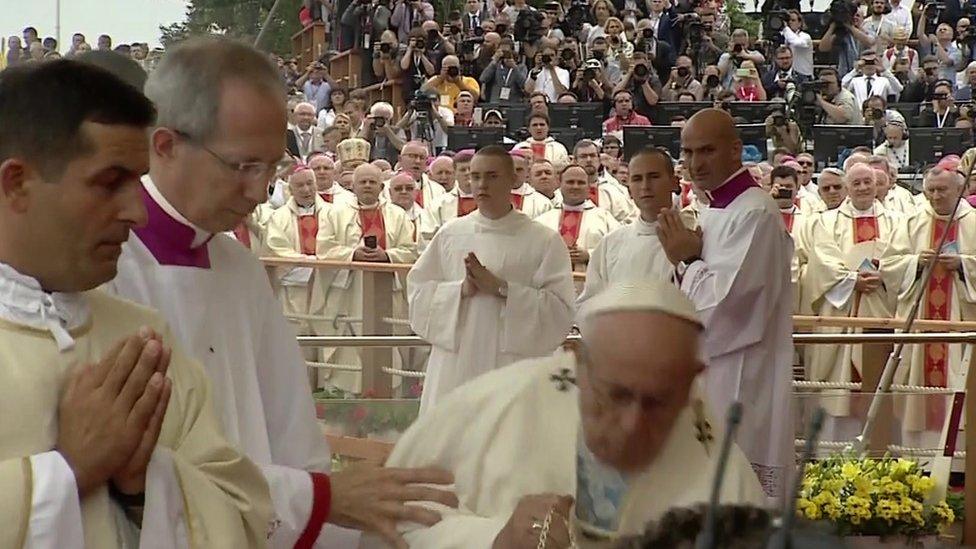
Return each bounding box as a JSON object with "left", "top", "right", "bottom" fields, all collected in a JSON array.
[
  {"left": 533, "top": 201, "right": 620, "bottom": 271},
  {"left": 319, "top": 182, "right": 357, "bottom": 208},
  {"left": 555, "top": 183, "right": 635, "bottom": 224},
  {"left": 381, "top": 174, "right": 446, "bottom": 210},
  {"left": 364, "top": 352, "right": 765, "bottom": 548},
  {"left": 678, "top": 168, "right": 795, "bottom": 500},
  {"left": 107, "top": 181, "right": 357, "bottom": 548},
  {"left": 511, "top": 182, "right": 555, "bottom": 219},
  {"left": 881, "top": 184, "right": 917, "bottom": 216},
  {"left": 577, "top": 216, "right": 675, "bottom": 310},
  {"left": 407, "top": 209, "right": 576, "bottom": 413}
]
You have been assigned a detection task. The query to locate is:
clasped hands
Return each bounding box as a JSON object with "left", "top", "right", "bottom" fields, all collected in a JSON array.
[
  {"left": 353, "top": 245, "right": 390, "bottom": 262},
  {"left": 920, "top": 249, "right": 962, "bottom": 272},
  {"left": 462, "top": 252, "right": 506, "bottom": 298}
]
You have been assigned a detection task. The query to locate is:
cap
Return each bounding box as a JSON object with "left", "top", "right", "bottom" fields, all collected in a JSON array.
[
  {"left": 336, "top": 138, "right": 372, "bottom": 164},
  {"left": 584, "top": 58, "right": 603, "bottom": 70},
  {"left": 454, "top": 149, "right": 476, "bottom": 162},
  {"left": 579, "top": 281, "right": 702, "bottom": 330},
  {"left": 484, "top": 109, "right": 505, "bottom": 121}
]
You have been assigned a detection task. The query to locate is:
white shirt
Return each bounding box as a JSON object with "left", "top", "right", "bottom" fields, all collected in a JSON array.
[
  {"left": 532, "top": 65, "right": 570, "bottom": 102},
  {"left": 888, "top": 2, "right": 914, "bottom": 36},
  {"left": 848, "top": 73, "right": 896, "bottom": 107},
  {"left": 781, "top": 27, "right": 814, "bottom": 77}
]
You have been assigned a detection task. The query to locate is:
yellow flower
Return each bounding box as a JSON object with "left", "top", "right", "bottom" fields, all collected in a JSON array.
[
  {"left": 876, "top": 499, "right": 900, "bottom": 522},
  {"left": 797, "top": 497, "right": 822, "bottom": 521},
  {"left": 910, "top": 475, "right": 934, "bottom": 497},
  {"left": 841, "top": 462, "right": 862, "bottom": 481},
  {"left": 933, "top": 501, "right": 955, "bottom": 527},
  {"left": 853, "top": 476, "right": 875, "bottom": 497},
  {"left": 846, "top": 495, "right": 873, "bottom": 524}
]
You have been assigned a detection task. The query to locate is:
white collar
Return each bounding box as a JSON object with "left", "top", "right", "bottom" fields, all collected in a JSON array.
[
  {"left": 297, "top": 203, "right": 316, "bottom": 215},
  {"left": 511, "top": 182, "right": 535, "bottom": 196},
  {"left": 562, "top": 200, "right": 593, "bottom": 212},
  {"left": 0, "top": 262, "right": 90, "bottom": 351},
  {"left": 851, "top": 202, "right": 876, "bottom": 217},
  {"left": 780, "top": 205, "right": 798, "bottom": 214},
  {"left": 635, "top": 215, "right": 658, "bottom": 235},
  {"left": 143, "top": 176, "right": 211, "bottom": 248}
]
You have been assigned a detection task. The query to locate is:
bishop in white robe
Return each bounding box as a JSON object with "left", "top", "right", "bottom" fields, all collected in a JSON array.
[
  {"left": 407, "top": 147, "right": 575, "bottom": 414},
  {"left": 309, "top": 152, "right": 356, "bottom": 207},
  {"left": 659, "top": 110, "right": 795, "bottom": 500},
  {"left": 387, "top": 141, "right": 446, "bottom": 210},
  {"left": 565, "top": 140, "right": 636, "bottom": 223},
  {"left": 432, "top": 149, "right": 478, "bottom": 226},
  {"left": 370, "top": 282, "right": 764, "bottom": 548}
]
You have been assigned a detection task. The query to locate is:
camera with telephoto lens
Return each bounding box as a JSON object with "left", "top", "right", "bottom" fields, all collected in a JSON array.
[
  {"left": 541, "top": 54, "right": 553, "bottom": 65},
  {"left": 413, "top": 37, "right": 426, "bottom": 50},
  {"left": 564, "top": 0, "right": 589, "bottom": 36},
  {"left": 515, "top": 9, "right": 545, "bottom": 44},
  {"left": 633, "top": 63, "right": 650, "bottom": 79},
  {"left": 584, "top": 67, "right": 596, "bottom": 80},
  {"left": 460, "top": 36, "right": 484, "bottom": 56},
  {"left": 373, "top": 116, "right": 387, "bottom": 128},
  {"left": 411, "top": 89, "right": 436, "bottom": 114},
  {"left": 823, "top": 0, "right": 856, "bottom": 33},
  {"left": 379, "top": 42, "right": 392, "bottom": 54}
]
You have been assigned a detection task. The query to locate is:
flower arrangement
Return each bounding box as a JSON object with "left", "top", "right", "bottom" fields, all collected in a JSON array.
[
  {"left": 796, "top": 454, "right": 955, "bottom": 539},
  {"left": 313, "top": 390, "right": 419, "bottom": 439}
]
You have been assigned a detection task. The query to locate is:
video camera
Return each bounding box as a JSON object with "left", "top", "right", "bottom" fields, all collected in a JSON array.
[
  {"left": 823, "top": 0, "right": 857, "bottom": 33},
  {"left": 563, "top": 0, "right": 590, "bottom": 36},
  {"left": 514, "top": 9, "right": 546, "bottom": 44}
]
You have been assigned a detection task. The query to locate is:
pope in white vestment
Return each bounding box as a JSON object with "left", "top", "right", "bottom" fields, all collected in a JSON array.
[
  {"left": 107, "top": 179, "right": 352, "bottom": 548},
  {"left": 372, "top": 282, "right": 765, "bottom": 548}
]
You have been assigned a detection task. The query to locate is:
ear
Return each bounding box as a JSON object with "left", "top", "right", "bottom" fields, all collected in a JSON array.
[
  {"left": 0, "top": 159, "right": 34, "bottom": 214},
  {"left": 151, "top": 128, "right": 179, "bottom": 162}
]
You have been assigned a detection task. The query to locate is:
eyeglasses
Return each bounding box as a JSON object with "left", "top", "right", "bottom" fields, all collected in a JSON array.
[
  {"left": 797, "top": 160, "right": 814, "bottom": 167},
  {"left": 173, "top": 130, "right": 276, "bottom": 182}
]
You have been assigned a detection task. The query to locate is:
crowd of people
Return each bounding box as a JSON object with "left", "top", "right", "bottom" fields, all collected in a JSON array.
[{"left": 2, "top": 27, "right": 161, "bottom": 70}]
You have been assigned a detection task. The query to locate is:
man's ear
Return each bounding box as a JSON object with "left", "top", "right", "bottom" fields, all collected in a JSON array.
[
  {"left": 0, "top": 159, "right": 34, "bottom": 214},
  {"left": 151, "top": 128, "right": 179, "bottom": 161}
]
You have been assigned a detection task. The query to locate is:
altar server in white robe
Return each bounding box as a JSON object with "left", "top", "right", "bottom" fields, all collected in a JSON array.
[
  {"left": 107, "top": 39, "right": 455, "bottom": 549},
  {"left": 555, "top": 140, "right": 636, "bottom": 224},
  {"left": 884, "top": 167, "right": 976, "bottom": 448},
  {"left": 407, "top": 146, "right": 576, "bottom": 414},
  {"left": 309, "top": 152, "right": 355, "bottom": 207},
  {"left": 0, "top": 58, "right": 273, "bottom": 548},
  {"left": 803, "top": 164, "right": 906, "bottom": 438},
  {"left": 508, "top": 148, "right": 554, "bottom": 219},
  {"left": 657, "top": 109, "right": 795, "bottom": 500},
  {"left": 370, "top": 282, "right": 764, "bottom": 548},
  {"left": 317, "top": 164, "right": 418, "bottom": 393},
  {"left": 432, "top": 149, "right": 478, "bottom": 226},
  {"left": 578, "top": 147, "right": 682, "bottom": 309},
  {"left": 534, "top": 164, "right": 619, "bottom": 272}
]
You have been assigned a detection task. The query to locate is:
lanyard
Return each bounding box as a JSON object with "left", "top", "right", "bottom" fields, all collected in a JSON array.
[
  {"left": 502, "top": 68, "right": 513, "bottom": 86},
  {"left": 936, "top": 109, "right": 950, "bottom": 129}
]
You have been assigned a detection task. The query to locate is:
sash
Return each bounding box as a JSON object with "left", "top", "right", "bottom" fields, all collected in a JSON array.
[
  {"left": 298, "top": 214, "right": 319, "bottom": 255},
  {"left": 850, "top": 215, "right": 881, "bottom": 384},
  {"left": 781, "top": 212, "right": 794, "bottom": 232},
  {"left": 559, "top": 210, "right": 584, "bottom": 248},
  {"left": 358, "top": 208, "right": 387, "bottom": 249},
  {"left": 588, "top": 186, "right": 600, "bottom": 206},
  {"left": 319, "top": 192, "right": 334, "bottom": 204},
  {"left": 510, "top": 193, "right": 525, "bottom": 210},
  {"left": 923, "top": 219, "right": 958, "bottom": 429}
]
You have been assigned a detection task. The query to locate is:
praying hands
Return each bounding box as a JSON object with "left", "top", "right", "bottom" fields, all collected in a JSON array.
[
  {"left": 656, "top": 208, "right": 703, "bottom": 266},
  {"left": 462, "top": 252, "right": 507, "bottom": 298}
]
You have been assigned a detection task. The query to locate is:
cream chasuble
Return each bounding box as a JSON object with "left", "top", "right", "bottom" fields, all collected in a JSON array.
[
  {"left": 0, "top": 270, "right": 272, "bottom": 549},
  {"left": 510, "top": 182, "right": 555, "bottom": 219},
  {"left": 554, "top": 183, "right": 635, "bottom": 224},
  {"left": 533, "top": 201, "right": 620, "bottom": 272},
  {"left": 362, "top": 352, "right": 765, "bottom": 548},
  {"left": 406, "top": 208, "right": 575, "bottom": 414}
]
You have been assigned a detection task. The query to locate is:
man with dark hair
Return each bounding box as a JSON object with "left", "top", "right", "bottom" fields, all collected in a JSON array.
[
  {"left": 408, "top": 145, "right": 575, "bottom": 413},
  {"left": 817, "top": 67, "right": 862, "bottom": 125},
  {"left": 565, "top": 139, "right": 635, "bottom": 223},
  {"left": 516, "top": 112, "right": 569, "bottom": 165},
  {"left": 769, "top": 164, "right": 811, "bottom": 313},
  {"left": 0, "top": 59, "right": 273, "bottom": 547},
  {"left": 97, "top": 34, "right": 112, "bottom": 52},
  {"left": 22, "top": 26, "right": 38, "bottom": 45}
]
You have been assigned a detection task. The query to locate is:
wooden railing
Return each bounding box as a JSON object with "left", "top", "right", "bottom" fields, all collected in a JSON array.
[{"left": 292, "top": 22, "right": 328, "bottom": 67}]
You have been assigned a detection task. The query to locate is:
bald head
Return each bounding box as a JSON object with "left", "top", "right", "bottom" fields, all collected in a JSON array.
[
  {"left": 680, "top": 109, "right": 743, "bottom": 190},
  {"left": 288, "top": 168, "right": 317, "bottom": 207},
  {"left": 352, "top": 163, "right": 383, "bottom": 205},
  {"left": 428, "top": 156, "right": 455, "bottom": 188}
]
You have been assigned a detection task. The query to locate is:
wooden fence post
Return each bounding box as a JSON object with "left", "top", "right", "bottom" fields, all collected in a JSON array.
[{"left": 360, "top": 270, "right": 393, "bottom": 397}]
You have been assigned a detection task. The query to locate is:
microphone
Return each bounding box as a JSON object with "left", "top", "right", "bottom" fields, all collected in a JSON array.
[
  {"left": 695, "top": 401, "right": 744, "bottom": 549},
  {"left": 767, "top": 407, "right": 826, "bottom": 549}
]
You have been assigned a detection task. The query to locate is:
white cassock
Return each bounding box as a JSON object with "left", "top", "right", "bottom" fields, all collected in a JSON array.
[
  {"left": 515, "top": 138, "right": 570, "bottom": 166},
  {"left": 400, "top": 202, "right": 440, "bottom": 253},
  {"left": 2, "top": 264, "right": 272, "bottom": 549},
  {"left": 883, "top": 200, "right": 976, "bottom": 448},
  {"left": 317, "top": 202, "right": 418, "bottom": 393},
  {"left": 677, "top": 168, "right": 795, "bottom": 500},
  {"left": 265, "top": 196, "right": 333, "bottom": 332},
  {"left": 802, "top": 201, "right": 905, "bottom": 422},
  {"left": 779, "top": 205, "right": 812, "bottom": 314},
  {"left": 382, "top": 174, "right": 446, "bottom": 211},
  {"left": 555, "top": 183, "right": 635, "bottom": 224},
  {"left": 318, "top": 182, "right": 357, "bottom": 208},
  {"left": 407, "top": 208, "right": 576, "bottom": 413},
  {"left": 511, "top": 182, "right": 555, "bottom": 219},
  {"left": 881, "top": 184, "right": 917, "bottom": 216},
  {"left": 432, "top": 188, "right": 479, "bottom": 227},
  {"left": 232, "top": 201, "right": 276, "bottom": 256},
  {"left": 533, "top": 200, "right": 620, "bottom": 272},
  {"left": 577, "top": 216, "right": 677, "bottom": 310},
  {"left": 106, "top": 179, "right": 357, "bottom": 548},
  {"left": 361, "top": 352, "right": 765, "bottom": 547}
]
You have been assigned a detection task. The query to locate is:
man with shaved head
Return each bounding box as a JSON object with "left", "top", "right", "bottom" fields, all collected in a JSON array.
[
  {"left": 804, "top": 162, "right": 906, "bottom": 440},
  {"left": 427, "top": 155, "right": 456, "bottom": 193},
  {"left": 658, "top": 109, "right": 794, "bottom": 501},
  {"left": 408, "top": 145, "right": 575, "bottom": 413}
]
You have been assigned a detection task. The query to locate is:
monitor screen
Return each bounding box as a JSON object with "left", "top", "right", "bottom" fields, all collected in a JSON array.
[
  {"left": 623, "top": 126, "right": 682, "bottom": 159},
  {"left": 548, "top": 103, "right": 604, "bottom": 139},
  {"left": 447, "top": 128, "right": 506, "bottom": 151},
  {"left": 651, "top": 102, "right": 711, "bottom": 125},
  {"left": 812, "top": 125, "right": 875, "bottom": 169},
  {"left": 909, "top": 128, "right": 973, "bottom": 164}
]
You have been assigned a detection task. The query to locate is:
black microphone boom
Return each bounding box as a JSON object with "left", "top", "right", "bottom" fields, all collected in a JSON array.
[
  {"left": 767, "top": 407, "right": 827, "bottom": 549},
  {"left": 696, "top": 401, "right": 744, "bottom": 549}
]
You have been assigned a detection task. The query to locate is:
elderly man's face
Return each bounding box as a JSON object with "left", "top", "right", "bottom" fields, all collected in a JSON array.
[
  {"left": 289, "top": 170, "right": 317, "bottom": 207},
  {"left": 309, "top": 155, "right": 335, "bottom": 190},
  {"left": 628, "top": 152, "right": 678, "bottom": 219},
  {"left": 163, "top": 81, "right": 285, "bottom": 233},
  {"left": 870, "top": 164, "right": 892, "bottom": 196},
  {"left": 511, "top": 156, "right": 529, "bottom": 187},
  {"left": 390, "top": 177, "right": 417, "bottom": 210},
  {"left": 352, "top": 165, "right": 383, "bottom": 204},
  {"left": 847, "top": 165, "right": 877, "bottom": 209},
  {"left": 560, "top": 166, "right": 590, "bottom": 205},
  {"left": 295, "top": 105, "right": 317, "bottom": 130},
  {"left": 456, "top": 95, "right": 474, "bottom": 114},
  {"left": 399, "top": 144, "right": 428, "bottom": 178},
  {"left": 818, "top": 173, "right": 847, "bottom": 209},
  {"left": 428, "top": 159, "right": 455, "bottom": 187},
  {"left": 10, "top": 122, "right": 150, "bottom": 292},
  {"left": 578, "top": 311, "right": 703, "bottom": 473},
  {"left": 455, "top": 161, "right": 472, "bottom": 192},
  {"left": 924, "top": 170, "right": 963, "bottom": 215},
  {"left": 795, "top": 154, "right": 814, "bottom": 183}
]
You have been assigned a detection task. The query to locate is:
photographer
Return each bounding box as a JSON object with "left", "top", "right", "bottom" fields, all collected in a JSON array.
[
  {"left": 634, "top": 20, "right": 676, "bottom": 83},
  {"left": 340, "top": 0, "right": 393, "bottom": 56},
  {"left": 525, "top": 46, "right": 571, "bottom": 101},
  {"left": 881, "top": 27, "right": 919, "bottom": 75},
  {"left": 661, "top": 55, "right": 703, "bottom": 101},
  {"left": 781, "top": 10, "right": 813, "bottom": 77},
  {"left": 572, "top": 58, "right": 613, "bottom": 103},
  {"left": 480, "top": 40, "right": 528, "bottom": 103},
  {"left": 677, "top": 10, "right": 725, "bottom": 73},
  {"left": 419, "top": 20, "right": 456, "bottom": 68},
  {"left": 587, "top": 35, "right": 624, "bottom": 86},
  {"left": 396, "top": 91, "right": 455, "bottom": 153},
  {"left": 861, "top": 95, "right": 901, "bottom": 145},
  {"left": 899, "top": 54, "right": 942, "bottom": 102},
  {"left": 400, "top": 31, "right": 438, "bottom": 100},
  {"left": 818, "top": 8, "right": 876, "bottom": 76},
  {"left": 765, "top": 105, "right": 802, "bottom": 154},
  {"left": 360, "top": 101, "right": 406, "bottom": 164},
  {"left": 557, "top": 44, "right": 581, "bottom": 76},
  {"left": 295, "top": 62, "right": 336, "bottom": 114},
  {"left": 816, "top": 67, "right": 862, "bottom": 124},
  {"left": 955, "top": 60, "right": 976, "bottom": 100},
  {"left": 420, "top": 55, "right": 481, "bottom": 110},
  {"left": 717, "top": 29, "right": 765, "bottom": 88},
  {"left": 919, "top": 20, "right": 964, "bottom": 81},
  {"left": 762, "top": 45, "right": 809, "bottom": 100},
  {"left": 916, "top": 79, "right": 960, "bottom": 127},
  {"left": 701, "top": 65, "right": 725, "bottom": 101},
  {"left": 371, "top": 30, "right": 403, "bottom": 82},
  {"left": 611, "top": 51, "right": 661, "bottom": 114},
  {"left": 390, "top": 0, "right": 434, "bottom": 43},
  {"left": 842, "top": 51, "right": 902, "bottom": 107}
]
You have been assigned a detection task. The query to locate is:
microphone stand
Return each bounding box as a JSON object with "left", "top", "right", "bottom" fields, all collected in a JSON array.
[
  {"left": 695, "top": 401, "right": 744, "bottom": 549},
  {"left": 851, "top": 159, "right": 975, "bottom": 453},
  {"left": 767, "top": 407, "right": 826, "bottom": 549}
]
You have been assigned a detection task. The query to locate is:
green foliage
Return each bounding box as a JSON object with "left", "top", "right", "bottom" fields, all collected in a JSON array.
[
  {"left": 724, "top": 0, "right": 761, "bottom": 40},
  {"left": 158, "top": 0, "right": 304, "bottom": 55}
]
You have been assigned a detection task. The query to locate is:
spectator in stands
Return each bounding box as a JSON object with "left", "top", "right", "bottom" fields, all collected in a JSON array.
[
  {"left": 371, "top": 30, "right": 402, "bottom": 83},
  {"left": 819, "top": 13, "right": 875, "bottom": 76},
  {"left": 27, "top": 41, "right": 45, "bottom": 62},
  {"left": 732, "top": 61, "right": 765, "bottom": 101},
  {"left": 700, "top": 65, "right": 723, "bottom": 101},
  {"left": 398, "top": 93, "right": 454, "bottom": 153},
  {"left": 296, "top": 62, "right": 334, "bottom": 114},
  {"left": 420, "top": 20, "right": 453, "bottom": 70},
  {"left": 529, "top": 91, "right": 549, "bottom": 117},
  {"left": 644, "top": 0, "right": 677, "bottom": 53},
  {"left": 587, "top": 35, "right": 623, "bottom": 85},
  {"left": 525, "top": 45, "right": 570, "bottom": 102},
  {"left": 634, "top": 18, "right": 675, "bottom": 83},
  {"left": 958, "top": 62, "right": 976, "bottom": 100},
  {"left": 612, "top": 52, "right": 659, "bottom": 114},
  {"left": 817, "top": 67, "right": 862, "bottom": 125},
  {"left": 862, "top": 0, "right": 896, "bottom": 53},
  {"left": 916, "top": 79, "right": 960, "bottom": 128},
  {"left": 899, "top": 54, "right": 942, "bottom": 103},
  {"left": 887, "top": 0, "right": 914, "bottom": 37},
  {"left": 317, "top": 87, "right": 346, "bottom": 128},
  {"left": 845, "top": 51, "right": 901, "bottom": 107},
  {"left": 421, "top": 54, "right": 480, "bottom": 111},
  {"left": 358, "top": 101, "right": 403, "bottom": 164},
  {"left": 343, "top": 99, "right": 367, "bottom": 135},
  {"left": 462, "top": 0, "right": 488, "bottom": 32},
  {"left": 919, "top": 22, "right": 963, "bottom": 83},
  {"left": 400, "top": 30, "right": 438, "bottom": 101},
  {"left": 41, "top": 37, "right": 57, "bottom": 54},
  {"left": 603, "top": 89, "right": 652, "bottom": 133},
  {"left": 678, "top": 9, "right": 724, "bottom": 70},
  {"left": 862, "top": 95, "right": 904, "bottom": 145},
  {"left": 391, "top": 0, "right": 435, "bottom": 44},
  {"left": 717, "top": 29, "right": 765, "bottom": 89},
  {"left": 96, "top": 34, "right": 111, "bottom": 51},
  {"left": 22, "top": 26, "right": 38, "bottom": 45},
  {"left": 517, "top": 112, "right": 569, "bottom": 166},
  {"left": 874, "top": 119, "right": 910, "bottom": 169},
  {"left": 568, "top": 58, "right": 609, "bottom": 104},
  {"left": 341, "top": 0, "right": 392, "bottom": 54},
  {"left": 289, "top": 102, "right": 325, "bottom": 159},
  {"left": 557, "top": 91, "right": 578, "bottom": 103},
  {"left": 5, "top": 36, "right": 23, "bottom": 67},
  {"left": 480, "top": 40, "right": 528, "bottom": 103},
  {"left": 882, "top": 27, "right": 918, "bottom": 75},
  {"left": 454, "top": 91, "right": 476, "bottom": 126},
  {"left": 765, "top": 105, "right": 802, "bottom": 155},
  {"left": 661, "top": 54, "right": 703, "bottom": 101},
  {"left": 763, "top": 45, "right": 806, "bottom": 100},
  {"left": 781, "top": 10, "right": 813, "bottom": 78}
]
